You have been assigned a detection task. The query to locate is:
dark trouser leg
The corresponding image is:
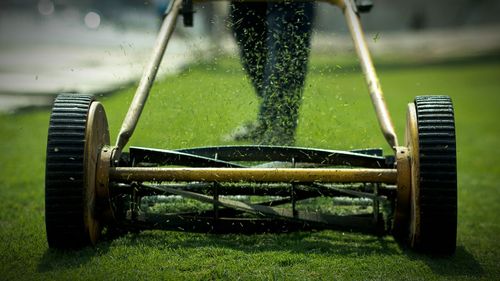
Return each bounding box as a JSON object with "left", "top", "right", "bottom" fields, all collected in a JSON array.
[
  {"left": 229, "top": 2, "right": 268, "bottom": 98},
  {"left": 259, "top": 2, "right": 315, "bottom": 145}
]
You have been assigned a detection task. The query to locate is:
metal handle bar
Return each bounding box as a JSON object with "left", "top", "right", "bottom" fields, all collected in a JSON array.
[
  {"left": 114, "top": 0, "right": 398, "bottom": 161},
  {"left": 114, "top": 0, "right": 183, "bottom": 159}
]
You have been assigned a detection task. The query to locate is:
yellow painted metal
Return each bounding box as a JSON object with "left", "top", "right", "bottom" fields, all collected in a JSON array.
[
  {"left": 406, "top": 103, "right": 421, "bottom": 247},
  {"left": 328, "top": 0, "right": 345, "bottom": 8},
  {"left": 84, "top": 102, "right": 110, "bottom": 245},
  {"left": 109, "top": 167, "right": 397, "bottom": 184},
  {"left": 115, "top": 0, "right": 183, "bottom": 158},
  {"left": 393, "top": 146, "right": 411, "bottom": 237},
  {"left": 341, "top": 0, "right": 398, "bottom": 149},
  {"left": 96, "top": 146, "right": 115, "bottom": 222}
]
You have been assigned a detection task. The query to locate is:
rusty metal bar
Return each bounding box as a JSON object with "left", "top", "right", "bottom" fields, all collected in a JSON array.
[
  {"left": 340, "top": 0, "right": 399, "bottom": 149},
  {"left": 114, "top": 0, "right": 183, "bottom": 157},
  {"left": 110, "top": 167, "right": 397, "bottom": 184}
]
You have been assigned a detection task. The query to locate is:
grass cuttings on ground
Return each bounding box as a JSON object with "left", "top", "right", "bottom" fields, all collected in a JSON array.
[{"left": 1, "top": 53, "right": 500, "bottom": 280}]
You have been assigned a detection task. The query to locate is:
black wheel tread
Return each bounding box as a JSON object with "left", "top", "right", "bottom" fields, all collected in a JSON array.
[
  {"left": 415, "top": 95, "right": 457, "bottom": 254},
  {"left": 45, "top": 94, "right": 93, "bottom": 249}
]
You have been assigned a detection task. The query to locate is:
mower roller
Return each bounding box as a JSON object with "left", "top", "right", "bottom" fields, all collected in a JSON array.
[{"left": 45, "top": 0, "right": 457, "bottom": 254}]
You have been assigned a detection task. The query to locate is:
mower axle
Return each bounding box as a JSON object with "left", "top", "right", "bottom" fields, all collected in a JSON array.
[{"left": 109, "top": 167, "right": 397, "bottom": 184}]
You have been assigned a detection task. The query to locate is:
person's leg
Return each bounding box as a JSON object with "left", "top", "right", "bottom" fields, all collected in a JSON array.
[
  {"left": 225, "top": 2, "right": 268, "bottom": 142},
  {"left": 258, "top": 2, "right": 315, "bottom": 146},
  {"left": 228, "top": 2, "right": 268, "bottom": 97}
]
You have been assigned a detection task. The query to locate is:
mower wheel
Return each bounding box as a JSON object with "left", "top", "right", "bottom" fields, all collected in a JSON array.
[
  {"left": 45, "top": 94, "right": 110, "bottom": 249},
  {"left": 406, "top": 95, "right": 457, "bottom": 255}
]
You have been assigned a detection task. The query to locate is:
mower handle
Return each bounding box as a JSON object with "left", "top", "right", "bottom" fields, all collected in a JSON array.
[{"left": 114, "top": 0, "right": 397, "bottom": 161}]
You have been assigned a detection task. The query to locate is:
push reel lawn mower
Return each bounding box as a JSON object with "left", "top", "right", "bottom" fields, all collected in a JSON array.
[{"left": 45, "top": 0, "right": 457, "bottom": 254}]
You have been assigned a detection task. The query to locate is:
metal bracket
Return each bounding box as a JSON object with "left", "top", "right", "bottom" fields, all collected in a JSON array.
[
  {"left": 181, "top": 0, "right": 195, "bottom": 27},
  {"left": 355, "top": 0, "right": 373, "bottom": 13},
  {"left": 343, "top": 0, "right": 398, "bottom": 149}
]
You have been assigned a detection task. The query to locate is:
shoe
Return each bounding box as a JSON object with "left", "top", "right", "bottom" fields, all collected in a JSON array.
[
  {"left": 223, "top": 121, "right": 262, "bottom": 142},
  {"left": 257, "top": 131, "right": 295, "bottom": 146},
  {"left": 224, "top": 121, "right": 296, "bottom": 146}
]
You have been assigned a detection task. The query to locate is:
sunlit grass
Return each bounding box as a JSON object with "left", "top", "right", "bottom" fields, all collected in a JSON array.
[{"left": 1, "top": 53, "right": 500, "bottom": 280}]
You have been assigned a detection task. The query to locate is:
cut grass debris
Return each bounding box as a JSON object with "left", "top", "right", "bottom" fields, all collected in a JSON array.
[{"left": 1, "top": 54, "right": 500, "bottom": 280}]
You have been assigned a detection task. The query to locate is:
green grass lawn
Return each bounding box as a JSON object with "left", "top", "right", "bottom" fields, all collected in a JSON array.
[{"left": 1, "top": 53, "right": 500, "bottom": 280}]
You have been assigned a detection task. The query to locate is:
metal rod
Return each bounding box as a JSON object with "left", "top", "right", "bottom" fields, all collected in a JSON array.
[
  {"left": 311, "top": 183, "right": 388, "bottom": 202},
  {"left": 341, "top": 0, "right": 399, "bottom": 149},
  {"left": 110, "top": 167, "right": 397, "bottom": 184},
  {"left": 128, "top": 181, "right": 393, "bottom": 198},
  {"left": 114, "top": 0, "right": 183, "bottom": 158}
]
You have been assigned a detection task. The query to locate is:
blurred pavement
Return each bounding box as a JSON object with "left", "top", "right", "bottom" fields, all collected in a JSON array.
[
  {"left": 311, "top": 24, "right": 500, "bottom": 59},
  {"left": 1, "top": 7, "right": 500, "bottom": 113},
  {"left": 0, "top": 9, "right": 210, "bottom": 112}
]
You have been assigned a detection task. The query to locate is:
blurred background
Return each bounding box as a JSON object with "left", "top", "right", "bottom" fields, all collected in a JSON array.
[{"left": 1, "top": 0, "right": 500, "bottom": 112}]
